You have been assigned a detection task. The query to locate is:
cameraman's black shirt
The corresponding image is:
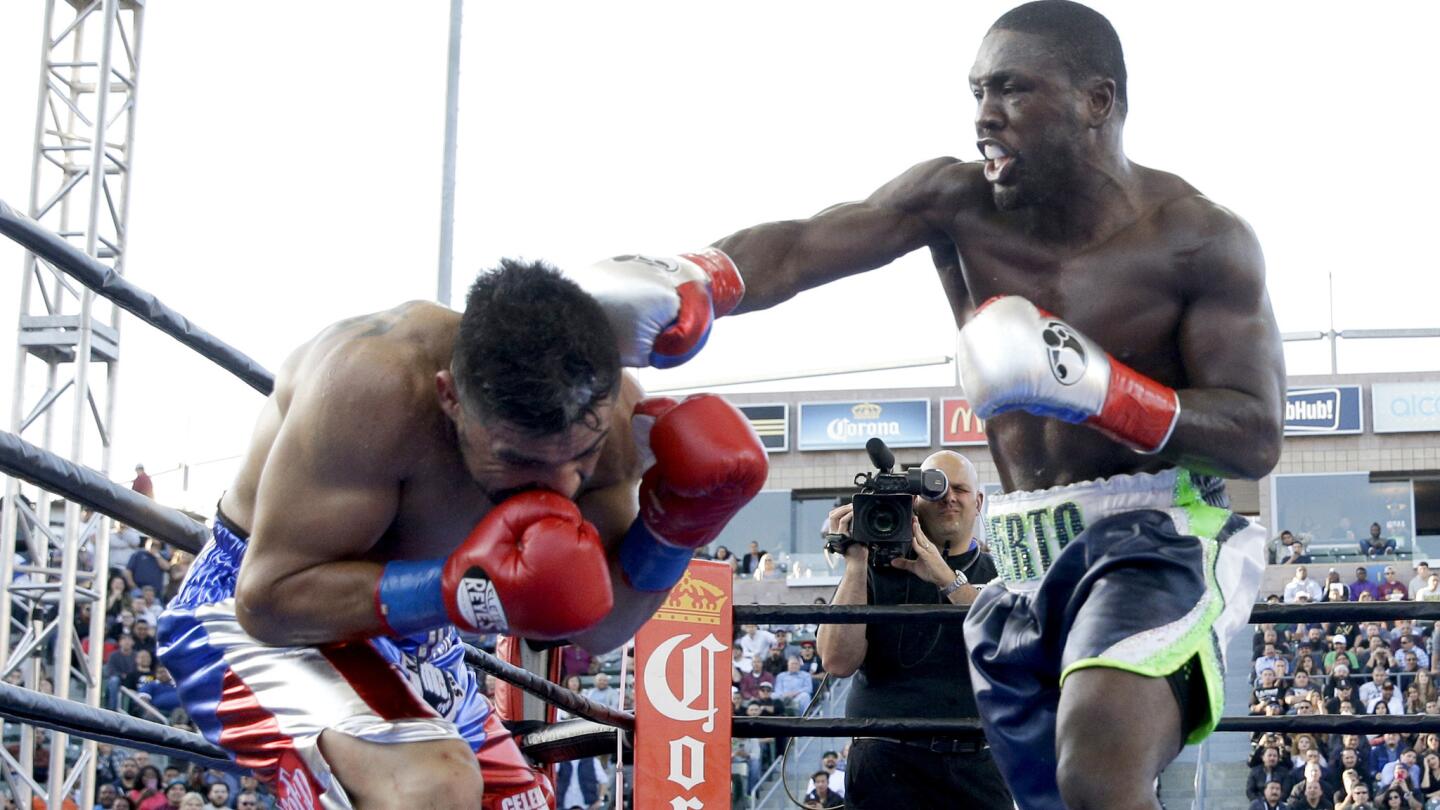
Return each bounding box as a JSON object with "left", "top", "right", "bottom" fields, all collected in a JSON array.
[{"left": 845, "top": 542, "right": 998, "bottom": 722}]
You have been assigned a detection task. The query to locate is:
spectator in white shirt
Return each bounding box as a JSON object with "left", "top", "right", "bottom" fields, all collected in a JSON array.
[
  {"left": 1410, "top": 562, "right": 1434, "bottom": 597},
  {"left": 1368, "top": 682, "right": 1405, "bottom": 715},
  {"left": 1360, "top": 667, "right": 1393, "bottom": 708},
  {"left": 1284, "top": 566, "right": 1324, "bottom": 604},
  {"left": 738, "top": 624, "right": 778, "bottom": 663},
  {"left": 1414, "top": 574, "right": 1440, "bottom": 602}
]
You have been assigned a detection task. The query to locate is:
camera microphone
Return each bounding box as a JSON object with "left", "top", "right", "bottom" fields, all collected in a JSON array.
[{"left": 865, "top": 437, "right": 895, "bottom": 473}]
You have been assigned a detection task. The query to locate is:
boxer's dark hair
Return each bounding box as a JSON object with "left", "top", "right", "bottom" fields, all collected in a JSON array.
[
  {"left": 991, "top": 0, "right": 1128, "bottom": 117},
  {"left": 454, "top": 259, "right": 620, "bottom": 435}
]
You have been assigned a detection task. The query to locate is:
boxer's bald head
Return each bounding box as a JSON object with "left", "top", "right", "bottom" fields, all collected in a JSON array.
[
  {"left": 439, "top": 259, "right": 621, "bottom": 501},
  {"left": 914, "top": 451, "right": 983, "bottom": 554}
]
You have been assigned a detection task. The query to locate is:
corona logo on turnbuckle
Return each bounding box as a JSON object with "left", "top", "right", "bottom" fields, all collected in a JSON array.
[{"left": 635, "top": 562, "right": 734, "bottom": 809}]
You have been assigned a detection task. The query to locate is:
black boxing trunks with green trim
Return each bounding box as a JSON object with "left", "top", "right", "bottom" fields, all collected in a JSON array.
[{"left": 962, "top": 468, "right": 1266, "bottom": 809}]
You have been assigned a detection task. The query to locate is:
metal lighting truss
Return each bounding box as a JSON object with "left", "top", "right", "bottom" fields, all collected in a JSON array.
[{"left": 0, "top": 1, "right": 145, "bottom": 807}]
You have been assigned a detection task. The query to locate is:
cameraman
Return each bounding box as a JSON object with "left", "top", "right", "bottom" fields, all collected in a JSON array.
[{"left": 817, "top": 451, "right": 1012, "bottom": 808}]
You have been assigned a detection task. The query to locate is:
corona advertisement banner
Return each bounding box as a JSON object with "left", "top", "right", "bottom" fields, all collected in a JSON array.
[{"left": 633, "top": 561, "right": 733, "bottom": 809}]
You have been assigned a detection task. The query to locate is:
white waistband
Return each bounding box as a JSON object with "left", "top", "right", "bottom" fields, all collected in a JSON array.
[
  {"left": 983, "top": 468, "right": 1215, "bottom": 588},
  {"left": 987, "top": 467, "right": 1187, "bottom": 520}
]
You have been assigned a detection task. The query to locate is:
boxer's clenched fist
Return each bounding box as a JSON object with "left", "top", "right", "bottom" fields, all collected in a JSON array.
[
  {"left": 573, "top": 249, "right": 745, "bottom": 369},
  {"left": 957, "top": 295, "right": 1180, "bottom": 453},
  {"left": 619, "top": 395, "right": 768, "bottom": 591},
  {"left": 375, "top": 490, "right": 614, "bottom": 639}
]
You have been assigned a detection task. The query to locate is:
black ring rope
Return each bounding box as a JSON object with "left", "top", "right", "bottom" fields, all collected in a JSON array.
[
  {"left": 0, "top": 682, "right": 239, "bottom": 771},
  {"left": 0, "top": 428, "right": 208, "bottom": 554},
  {"left": 462, "top": 644, "right": 635, "bottom": 732},
  {"left": 734, "top": 601, "right": 1440, "bottom": 625},
  {"left": 0, "top": 198, "right": 276, "bottom": 396},
  {"left": 732, "top": 714, "right": 1440, "bottom": 738}
]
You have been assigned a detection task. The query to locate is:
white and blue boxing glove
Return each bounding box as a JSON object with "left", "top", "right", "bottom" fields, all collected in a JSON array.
[
  {"left": 573, "top": 248, "right": 745, "bottom": 369},
  {"left": 957, "top": 295, "right": 1181, "bottom": 453}
]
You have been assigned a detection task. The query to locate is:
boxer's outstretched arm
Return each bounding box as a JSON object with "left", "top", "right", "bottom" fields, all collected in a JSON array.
[
  {"left": 716, "top": 157, "right": 962, "bottom": 313},
  {"left": 235, "top": 351, "right": 417, "bottom": 645},
  {"left": 1165, "top": 214, "right": 1286, "bottom": 479}
]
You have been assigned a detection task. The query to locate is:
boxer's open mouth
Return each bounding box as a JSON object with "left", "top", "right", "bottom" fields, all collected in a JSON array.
[{"left": 979, "top": 140, "right": 1017, "bottom": 184}]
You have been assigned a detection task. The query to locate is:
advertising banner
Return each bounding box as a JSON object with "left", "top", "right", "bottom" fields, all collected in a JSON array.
[
  {"left": 940, "top": 397, "right": 989, "bottom": 445},
  {"left": 739, "top": 403, "right": 788, "bottom": 452},
  {"left": 633, "top": 561, "right": 734, "bottom": 810},
  {"left": 797, "top": 399, "right": 931, "bottom": 450},
  {"left": 1284, "top": 386, "right": 1364, "bottom": 436},
  {"left": 1372, "top": 382, "right": 1440, "bottom": 434}
]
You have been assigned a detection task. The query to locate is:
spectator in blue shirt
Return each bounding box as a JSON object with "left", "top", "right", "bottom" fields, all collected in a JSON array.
[
  {"left": 1370, "top": 733, "right": 1408, "bottom": 776},
  {"left": 1255, "top": 644, "right": 1286, "bottom": 682},
  {"left": 1379, "top": 749, "right": 1421, "bottom": 790},
  {"left": 774, "top": 657, "right": 814, "bottom": 713}
]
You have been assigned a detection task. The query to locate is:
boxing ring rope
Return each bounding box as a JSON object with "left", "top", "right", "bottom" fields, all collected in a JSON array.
[
  {"left": 461, "top": 645, "right": 636, "bottom": 733},
  {"left": 0, "top": 682, "right": 237, "bottom": 772},
  {"left": 0, "top": 199, "right": 275, "bottom": 396},
  {"left": 733, "top": 600, "right": 1440, "bottom": 625},
  {"left": 0, "top": 429, "right": 207, "bottom": 555},
  {"left": 5, "top": 191, "right": 1440, "bottom": 792}
]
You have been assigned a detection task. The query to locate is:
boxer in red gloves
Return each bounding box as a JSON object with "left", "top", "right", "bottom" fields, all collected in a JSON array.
[{"left": 158, "top": 259, "right": 767, "bottom": 810}]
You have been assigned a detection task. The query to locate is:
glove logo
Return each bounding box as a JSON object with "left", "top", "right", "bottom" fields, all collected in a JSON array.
[
  {"left": 456, "top": 576, "right": 508, "bottom": 633},
  {"left": 611, "top": 254, "right": 680, "bottom": 274},
  {"left": 1042, "top": 321, "right": 1087, "bottom": 386}
]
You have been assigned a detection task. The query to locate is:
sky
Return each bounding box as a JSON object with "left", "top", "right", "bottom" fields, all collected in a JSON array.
[{"left": 1, "top": 2, "right": 1438, "bottom": 512}]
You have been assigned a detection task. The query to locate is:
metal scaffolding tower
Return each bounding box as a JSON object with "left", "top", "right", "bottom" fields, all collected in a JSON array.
[{"left": 0, "top": 1, "right": 145, "bottom": 807}]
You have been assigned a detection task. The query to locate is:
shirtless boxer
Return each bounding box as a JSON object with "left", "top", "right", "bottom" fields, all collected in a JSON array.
[
  {"left": 650, "top": 2, "right": 1285, "bottom": 807},
  {"left": 158, "top": 260, "right": 767, "bottom": 810}
]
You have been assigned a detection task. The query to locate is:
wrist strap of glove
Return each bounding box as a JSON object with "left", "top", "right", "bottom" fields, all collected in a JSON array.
[
  {"left": 376, "top": 559, "right": 449, "bottom": 637},
  {"left": 620, "top": 518, "right": 691, "bottom": 592},
  {"left": 1087, "top": 359, "right": 1182, "bottom": 453}
]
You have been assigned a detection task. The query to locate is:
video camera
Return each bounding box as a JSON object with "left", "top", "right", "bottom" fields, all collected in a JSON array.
[{"left": 845, "top": 438, "right": 949, "bottom": 567}]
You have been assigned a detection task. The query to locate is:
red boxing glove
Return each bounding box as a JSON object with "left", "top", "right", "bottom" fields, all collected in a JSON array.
[
  {"left": 377, "top": 491, "right": 614, "bottom": 640},
  {"left": 638, "top": 395, "right": 769, "bottom": 547},
  {"left": 445, "top": 491, "right": 613, "bottom": 639},
  {"left": 620, "top": 395, "right": 769, "bottom": 590}
]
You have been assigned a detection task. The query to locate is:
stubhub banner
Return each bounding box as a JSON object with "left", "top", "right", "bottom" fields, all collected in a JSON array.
[
  {"left": 798, "top": 399, "right": 931, "bottom": 451},
  {"left": 1285, "top": 386, "right": 1363, "bottom": 436},
  {"left": 1373, "top": 382, "right": 1440, "bottom": 434}
]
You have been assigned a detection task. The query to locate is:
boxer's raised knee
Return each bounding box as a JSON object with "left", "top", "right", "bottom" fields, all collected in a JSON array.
[{"left": 320, "top": 731, "right": 483, "bottom": 810}]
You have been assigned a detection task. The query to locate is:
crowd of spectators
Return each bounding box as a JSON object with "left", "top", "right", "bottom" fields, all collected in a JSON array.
[
  {"left": 1247, "top": 532, "right": 1440, "bottom": 810},
  {"left": 728, "top": 622, "right": 830, "bottom": 803},
  {"left": 2, "top": 467, "right": 286, "bottom": 809}
]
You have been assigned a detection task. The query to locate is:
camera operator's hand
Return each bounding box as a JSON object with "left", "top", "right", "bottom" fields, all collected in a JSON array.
[
  {"left": 890, "top": 518, "right": 956, "bottom": 588},
  {"left": 825, "top": 504, "right": 868, "bottom": 566}
]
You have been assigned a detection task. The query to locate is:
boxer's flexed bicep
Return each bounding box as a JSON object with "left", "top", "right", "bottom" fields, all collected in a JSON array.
[
  {"left": 1168, "top": 212, "right": 1286, "bottom": 479},
  {"left": 717, "top": 157, "right": 967, "bottom": 313},
  {"left": 237, "top": 353, "right": 419, "bottom": 645}
]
